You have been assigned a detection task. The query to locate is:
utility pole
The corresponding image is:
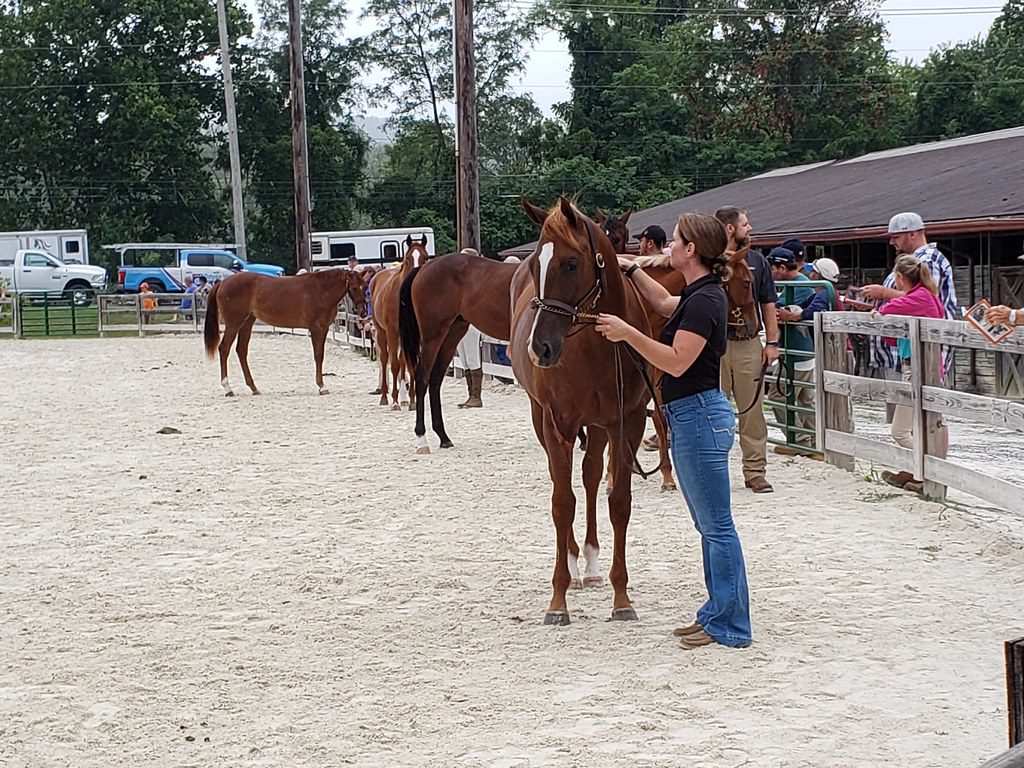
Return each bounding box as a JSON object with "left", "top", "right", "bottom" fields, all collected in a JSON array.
[
  {"left": 288, "top": 0, "right": 313, "bottom": 273},
  {"left": 453, "top": 0, "right": 480, "bottom": 253},
  {"left": 216, "top": 0, "right": 247, "bottom": 262}
]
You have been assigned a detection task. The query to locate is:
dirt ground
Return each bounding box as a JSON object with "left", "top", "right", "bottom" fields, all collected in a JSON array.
[{"left": 1, "top": 334, "right": 1022, "bottom": 768}]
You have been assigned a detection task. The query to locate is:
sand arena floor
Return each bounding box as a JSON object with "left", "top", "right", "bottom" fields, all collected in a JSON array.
[{"left": 1, "top": 334, "right": 1022, "bottom": 768}]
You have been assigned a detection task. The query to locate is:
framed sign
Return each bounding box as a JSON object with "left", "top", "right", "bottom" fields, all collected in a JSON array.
[{"left": 965, "top": 299, "right": 1015, "bottom": 345}]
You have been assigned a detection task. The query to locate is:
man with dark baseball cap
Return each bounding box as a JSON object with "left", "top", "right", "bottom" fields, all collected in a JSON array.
[{"left": 637, "top": 225, "right": 667, "bottom": 256}]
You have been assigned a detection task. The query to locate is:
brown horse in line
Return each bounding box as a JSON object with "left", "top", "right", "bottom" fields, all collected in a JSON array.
[
  {"left": 397, "top": 209, "right": 635, "bottom": 454},
  {"left": 370, "top": 235, "right": 430, "bottom": 410},
  {"left": 203, "top": 268, "right": 371, "bottom": 396},
  {"left": 511, "top": 196, "right": 652, "bottom": 625}
]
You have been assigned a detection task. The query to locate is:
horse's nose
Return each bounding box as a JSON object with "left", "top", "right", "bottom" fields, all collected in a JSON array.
[{"left": 532, "top": 338, "right": 561, "bottom": 368}]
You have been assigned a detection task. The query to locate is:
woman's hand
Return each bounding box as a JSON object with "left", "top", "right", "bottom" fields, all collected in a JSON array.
[
  {"left": 616, "top": 256, "right": 635, "bottom": 271},
  {"left": 596, "top": 313, "right": 634, "bottom": 342}
]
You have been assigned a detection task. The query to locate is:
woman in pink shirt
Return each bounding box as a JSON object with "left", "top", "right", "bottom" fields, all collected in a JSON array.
[{"left": 875, "top": 255, "right": 946, "bottom": 493}]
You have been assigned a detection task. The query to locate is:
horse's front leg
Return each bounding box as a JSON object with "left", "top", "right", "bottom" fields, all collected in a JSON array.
[
  {"left": 581, "top": 426, "right": 608, "bottom": 587},
  {"left": 310, "top": 324, "right": 330, "bottom": 395},
  {"left": 606, "top": 406, "right": 646, "bottom": 620},
  {"left": 235, "top": 315, "right": 260, "bottom": 395},
  {"left": 541, "top": 412, "right": 576, "bottom": 625},
  {"left": 219, "top": 322, "right": 240, "bottom": 397},
  {"left": 388, "top": 334, "right": 403, "bottom": 411}
]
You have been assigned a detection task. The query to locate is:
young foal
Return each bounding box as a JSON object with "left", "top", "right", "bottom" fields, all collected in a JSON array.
[
  {"left": 203, "top": 268, "right": 370, "bottom": 396},
  {"left": 511, "top": 196, "right": 652, "bottom": 625},
  {"left": 370, "top": 235, "right": 430, "bottom": 410}
]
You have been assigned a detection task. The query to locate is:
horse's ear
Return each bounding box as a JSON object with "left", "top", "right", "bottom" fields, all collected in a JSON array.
[
  {"left": 595, "top": 207, "right": 607, "bottom": 224},
  {"left": 620, "top": 207, "right": 633, "bottom": 226},
  {"left": 405, "top": 234, "right": 413, "bottom": 247},
  {"left": 520, "top": 195, "right": 548, "bottom": 227},
  {"left": 558, "top": 196, "right": 578, "bottom": 228}
]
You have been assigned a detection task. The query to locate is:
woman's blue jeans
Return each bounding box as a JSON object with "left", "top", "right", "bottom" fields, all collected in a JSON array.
[{"left": 663, "top": 389, "right": 752, "bottom": 648}]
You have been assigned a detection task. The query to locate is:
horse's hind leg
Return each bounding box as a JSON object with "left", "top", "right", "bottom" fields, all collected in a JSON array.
[
  {"left": 376, "top": 332, "right": 390, "bottom": 405},
  {"left": 653, "top": 407, "right": 676, "bottom": 492},
  {"left": 310, "top": 324, "right": 330, "bottom": 395},
  {"left": 430, "top": 327, "right": 465, "bottom": 449},
  {"left": 219, "top": 321, "right": 241, "bottom": 397},
  {"left": 581, "top": 426, "right": 608, "bottom": 587},
  {"left": 235, "top": 315, "right": 260, "bottom": 395},
  {"left": 388, "top": 336, "right": 403, "bottom": 411}
]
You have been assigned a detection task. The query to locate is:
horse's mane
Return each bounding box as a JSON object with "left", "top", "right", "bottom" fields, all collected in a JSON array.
[{"left": 633, "top": 253, "right": 671, "bottom": 268}]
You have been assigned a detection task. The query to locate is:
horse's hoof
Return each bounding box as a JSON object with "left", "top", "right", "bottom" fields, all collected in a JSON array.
[
  {"left": 611, "top": 607, "right": 638, "bottom": 621},
  {"left": 379, "top": 397, "right": 388, "bottom": 406},
  {"left": 319, "top": 388, "right": 331, "bottom": 396},
  {"left": 583, "top": 576, "right": 604, "bottom": 588},
  {"left": 661, "top": 483, "right": 677, "bottom": 493},
  {"left": 439, "top": 440, "right": 454, "bottom": 449},
  {"left": 416, "top": 446, "right": 431, "bottom": 455},
  {"left": 543, "top": 611, "right": 570, "bottom": 626},
  {"left": 251, "top": 389, "right": 261, "bottom": 396},
  {"left": 391, "top": 403, "right": 401, "bottom": 411},
  {"left": 224, "top": 391, "right": 235, "bottom": 398},
  {"left": 569, "top": 578, "right": 583, "bottom": 590}
]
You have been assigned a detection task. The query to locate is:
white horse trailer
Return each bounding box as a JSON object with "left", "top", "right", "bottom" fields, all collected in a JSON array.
[
  {"left": 0, "top": 229, "right": 90, "bottom": 265},
  {"left": 310, "top": 227, "right": 435, "bottom": 269}
]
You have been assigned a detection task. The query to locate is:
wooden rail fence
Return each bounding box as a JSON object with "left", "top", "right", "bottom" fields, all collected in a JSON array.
[{"left": 813, "top": 312, "right": 1024, "bottom": 512}]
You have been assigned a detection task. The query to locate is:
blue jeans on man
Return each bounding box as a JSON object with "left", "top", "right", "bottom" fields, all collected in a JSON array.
[{"left": 663, "top": 389, "right": 751, "bottom": 647}]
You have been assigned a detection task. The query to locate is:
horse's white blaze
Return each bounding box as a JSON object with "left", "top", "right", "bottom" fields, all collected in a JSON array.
[
  {"left": 567, "top": 552, "right": 581, "bottom": 582},
  {"left": 584, "top": 543, "right": 601, "bottom": 578},
  {"left": 528, "top": 242, "right": 555, "bottom": 349},
  {"left": 221, "top": 377, "right": 233, "bottom": 394}
]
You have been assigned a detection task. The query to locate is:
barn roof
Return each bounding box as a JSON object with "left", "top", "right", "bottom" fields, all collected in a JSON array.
[{"left": 501, "top": 126, "right": 1024, "bottom": 256}]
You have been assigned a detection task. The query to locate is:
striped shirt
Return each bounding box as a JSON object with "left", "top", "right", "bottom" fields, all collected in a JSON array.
[{"left": 913, "top": 243, "right": 958, "bottom": 320}]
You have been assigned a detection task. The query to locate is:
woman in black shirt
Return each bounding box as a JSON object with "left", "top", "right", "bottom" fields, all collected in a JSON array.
[{"left": 596, "top": 212, "right": 751, "bottom": 650}]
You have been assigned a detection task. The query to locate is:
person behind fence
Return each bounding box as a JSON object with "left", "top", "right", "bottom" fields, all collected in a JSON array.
[
  {"left": 767, "top": 247, "right": 811, "bottom": 450},
  {"left": 180, "top": 275, "right": 201, "bottom": 319},
  {"left": 873, "top": 254, "right": 949, "bottom": 494},
  {"left": 773, "top": 258, "right": 841, "bottom": 455},
  {"left": 455, "top": 248, "right": 484, "bottom": 408},
  {"left": 715, "top": 206, "right": 780, "bottom": 495},
  {"left": 595, "top": 211, "right": 751, "bottom": 652},
  {"left": 139, "top": 281, "right": 156, "bottom": 324},
  {"left": 637, "top": 224, "right": 668, "bottom": 257},
  {"left": 781, "top": 238, "right": 812, "bottom": 277}
]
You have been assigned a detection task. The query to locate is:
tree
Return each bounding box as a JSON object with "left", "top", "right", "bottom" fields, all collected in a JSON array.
[
  {"left": 232, "top": 0, "right": 367, "bottom": 269},
  {"left": 0, "top": 0, "right": 228, "bottom": 268}
]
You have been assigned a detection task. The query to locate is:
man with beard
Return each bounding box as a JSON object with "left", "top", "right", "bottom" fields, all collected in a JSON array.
[{"left": 714, "top": 207, "right": 780, "bottom": 493}]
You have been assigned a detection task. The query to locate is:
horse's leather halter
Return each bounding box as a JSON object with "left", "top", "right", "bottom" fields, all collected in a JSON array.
[{"left": 530, "top": 221, "right": 605, "bottom": 327}]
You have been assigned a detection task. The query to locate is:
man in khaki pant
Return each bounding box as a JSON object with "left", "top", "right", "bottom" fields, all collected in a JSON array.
[{"left": 715, "top": 207, "right": 781, "bottom": 493}]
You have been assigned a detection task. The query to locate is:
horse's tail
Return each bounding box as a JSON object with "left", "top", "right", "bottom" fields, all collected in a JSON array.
[
  {"left": 203, "top": 282, "right": 221, "bottom": 359},
  {"left": 398, "top": 266, "right": 422, "bottom": 373}
]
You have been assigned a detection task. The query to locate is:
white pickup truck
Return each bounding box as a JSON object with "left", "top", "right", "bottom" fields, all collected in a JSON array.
[{"left": 0, "top": 249, "right": 107, "bottom": 306}]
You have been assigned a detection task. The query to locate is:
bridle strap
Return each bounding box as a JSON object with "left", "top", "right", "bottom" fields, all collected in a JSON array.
[{"left": 530, "top": 219, "right": 607, "bottom": 326}]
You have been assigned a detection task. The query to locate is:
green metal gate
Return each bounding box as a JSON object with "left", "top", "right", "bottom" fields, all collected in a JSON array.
[{"left": 17, "top": 292, "right": 100, "bottom": 338}]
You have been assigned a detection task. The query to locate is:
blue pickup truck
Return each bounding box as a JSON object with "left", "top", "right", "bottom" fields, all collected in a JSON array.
[{"left": 106, "top": 243, "right": 285, "bottom": 293}]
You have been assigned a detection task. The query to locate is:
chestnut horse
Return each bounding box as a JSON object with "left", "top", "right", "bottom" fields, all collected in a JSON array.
[
  {"left": 203, "top": 268, "right": 370, "bottom": 396},
  {"left": 397, "top": 209, "right": 635, "bottom": 454},
  {"left": 370, "top": 235, "right": 430, "bottom": 410},
  {"left": 511, "top": 196, "right": 652, "bottom": 625}
]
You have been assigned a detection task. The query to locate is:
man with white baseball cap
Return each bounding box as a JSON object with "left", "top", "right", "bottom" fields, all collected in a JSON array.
[
  {"left": 859, "top": 212, "right": 957, "bottom": 322},
  {"left": 858, "top": 212, "right": 959, "bottom": 390}
]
